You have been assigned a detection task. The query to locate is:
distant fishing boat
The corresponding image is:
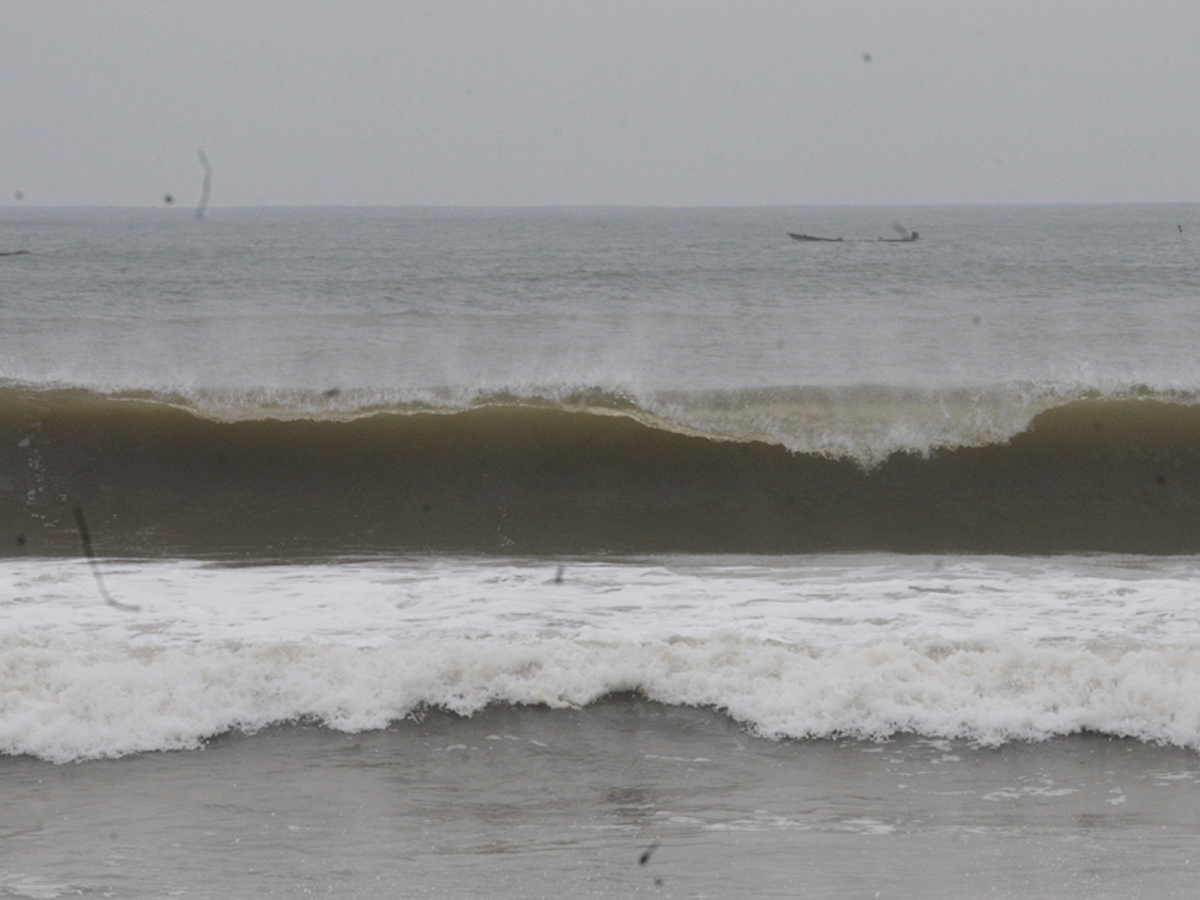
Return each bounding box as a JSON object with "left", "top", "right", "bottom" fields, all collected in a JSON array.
[
  {"left": 787, "top": 232, "right": 843, "bottom": 242},
  {"left": 788, "top": 224, "right": 920, "bottom": 244}
]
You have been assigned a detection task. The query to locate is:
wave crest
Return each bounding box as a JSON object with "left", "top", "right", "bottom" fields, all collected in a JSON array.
[{"left": 6, "top": 633, "right": 1200, "bottom": 763}]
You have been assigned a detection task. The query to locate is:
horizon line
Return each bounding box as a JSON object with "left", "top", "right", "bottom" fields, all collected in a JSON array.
[{"left": 3, "top": 200, "right": 1199, "bottom": 212}]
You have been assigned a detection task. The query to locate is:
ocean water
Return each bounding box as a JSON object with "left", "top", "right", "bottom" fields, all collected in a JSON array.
[{"left": 2, "top": 204, "right": 1200, "bottom": 898}]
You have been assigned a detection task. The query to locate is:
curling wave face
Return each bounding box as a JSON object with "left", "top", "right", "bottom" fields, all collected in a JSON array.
[{"left": 4, "top": 381, "right": 1200, "bottom": 557}]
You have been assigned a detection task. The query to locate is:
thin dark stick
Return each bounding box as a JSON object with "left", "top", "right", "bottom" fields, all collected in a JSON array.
[
  {"left": 196, "top": 149, "right": 212, "bottom": 220},
  {"left": 71, "top": 505, "right": 139, "bottom": 612}
]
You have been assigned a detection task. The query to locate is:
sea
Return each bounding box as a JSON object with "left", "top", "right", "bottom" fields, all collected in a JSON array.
[{"left": 2, "top": 204, "right": 1200, "bottom": 899}]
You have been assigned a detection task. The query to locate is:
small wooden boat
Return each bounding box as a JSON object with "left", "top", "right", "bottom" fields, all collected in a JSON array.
[{"left": 787, "top": 232, "right": 843, "bottom": 243}]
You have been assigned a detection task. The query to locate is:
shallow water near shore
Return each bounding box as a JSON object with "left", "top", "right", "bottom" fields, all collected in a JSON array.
[{"left": 4, "top": 703, "right": 1199, "bottom": 900}]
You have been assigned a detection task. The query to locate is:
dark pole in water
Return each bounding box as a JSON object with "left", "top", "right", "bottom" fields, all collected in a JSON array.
[{"left": 71, "top": 505, "right": 139, "bottom": 611}]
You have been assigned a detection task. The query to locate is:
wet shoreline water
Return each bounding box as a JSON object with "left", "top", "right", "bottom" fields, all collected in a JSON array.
[{"left": 4, "top": 702, "right": 1198, "bottom": 899}]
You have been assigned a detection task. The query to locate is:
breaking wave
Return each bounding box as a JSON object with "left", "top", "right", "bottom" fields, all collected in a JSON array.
[{"left": 3, "top": 382, "right": 1200, "bottom": 556}]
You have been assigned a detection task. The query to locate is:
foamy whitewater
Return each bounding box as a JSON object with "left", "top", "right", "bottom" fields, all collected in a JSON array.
[
  {"left": 5, "top": 555, "right": 1200, "bottom": 765},
  {"left": 3, "top": 205, "right": 1200, "bottom": 899}
]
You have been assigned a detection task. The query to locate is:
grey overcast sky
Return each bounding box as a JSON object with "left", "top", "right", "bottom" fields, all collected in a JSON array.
[{"left": 2, "top": 1, "right": 1198, "bottom": 207}]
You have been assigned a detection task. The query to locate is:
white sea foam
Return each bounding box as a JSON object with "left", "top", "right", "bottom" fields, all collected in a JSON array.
[{"left": 4, "top": 555, "right": 1200, "bottom": 762}]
